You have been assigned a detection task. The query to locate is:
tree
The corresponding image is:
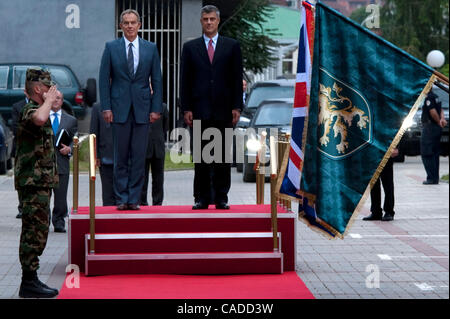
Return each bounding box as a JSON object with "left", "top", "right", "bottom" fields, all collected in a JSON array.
[
  {"left": 380, "top": 0, "right": 449, "bottom": 69},
  {"left": 218, "top": 0, "right": 280, "bottom": 74}
]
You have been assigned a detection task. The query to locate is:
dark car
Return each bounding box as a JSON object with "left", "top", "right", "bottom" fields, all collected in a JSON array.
[
  {"left": 0, "top": 63, "right": 96, "bottom": 127},
  {"left": 239, "top": 79, "right": 295, "bottom": 124},
  {"left": 241, "top": 99, "right": 293, "bottom": 182},
  {"left": 401, "top": 84, "right": 449, "bottom": 159},
  {"left": 0, "top": 113, "right": 13, "bottom": 174}
]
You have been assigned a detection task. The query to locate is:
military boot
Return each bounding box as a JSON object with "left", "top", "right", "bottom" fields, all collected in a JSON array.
[{"left": 19, "top": 271, "right": 58, "bottom": 298}]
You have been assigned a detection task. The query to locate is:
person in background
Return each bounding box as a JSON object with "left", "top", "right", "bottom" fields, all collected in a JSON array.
[
  {"left": 141, "top": 103, "right": 169, "bottom": 206},
  {"left": 90, "top": 103, "right": 116, "bottom": 206},
  {"left": 49, "top": 91, "right": 78, "bottom": 233},
  {"left": 420, "top": 89, "right": 447, "bottom": 185},
  {"left": 11, "top": 92, "right": 29, "bottom": 219},
  {"left": 363, "top": 148, "right": 399, "bottom": 222}
]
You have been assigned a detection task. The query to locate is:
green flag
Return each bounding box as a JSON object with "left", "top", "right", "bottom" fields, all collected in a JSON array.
[{"left": 299, "top": 2, "right": 436, "bottom": 238}]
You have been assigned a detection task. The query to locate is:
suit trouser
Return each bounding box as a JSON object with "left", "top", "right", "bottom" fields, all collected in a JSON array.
[
  {"left": 18, "top": 187, "right": 51, "bottom": 272},
  {"left": 421, "top": 123, "right": 441, "bottom": 183},
  {"left": 141, "top": 156, "right": 165, "bottom": 205},
  {"left": 193, "top": 120, "right": 232, "bottom": 204},
  {"left": 51, "top": 173, "right": 69, "bottom": 229},
  {"left": 112, "top": 109, "right": 150, "bottom": 205},
  {"left": 99, "top": 164, "right": 116, "bottom": 206},
  {"left": 370, "top": 158, "right": 394, "bottom": 216}
]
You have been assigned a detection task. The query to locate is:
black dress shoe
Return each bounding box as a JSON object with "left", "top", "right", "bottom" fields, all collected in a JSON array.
[
  {"left": 362, "top": 213, "right": 382, "bottom": 221},
  {"left": 117, "top": 203, "right": 128, "bottom": 211},
  {"left": 54, "top": 227, "right": 66, "bottom": 233},
  {"left": 192, "top": 202, "right": 208, "bottom": 210},
  {"left": 19, "top": 278, "right": 58, "bottom": 298},
  {"left": 423, "top": 180, "right": 439, "bottom": 185},
  {"left": 215, "top": 202, "right": 230, "bottom": 210},
  {"left": 128, "top": 204, "right": 140, "bottom": 210},
  {"left": 382, "top": 213, "right": 394, "bottom": 221},
  {"left": 16, "top": 212, "right": 22, "bottom": 219}
]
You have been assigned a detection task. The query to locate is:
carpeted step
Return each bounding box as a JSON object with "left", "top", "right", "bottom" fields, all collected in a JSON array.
[
  {"left": 85, "top": 251, "right": 284, "bottom": 276},
  {"left": 85, "top": 232, "right": 281, "bottom": 254},
  {"left": 84, "top": 232, "right": 283, "bottom": 275}
]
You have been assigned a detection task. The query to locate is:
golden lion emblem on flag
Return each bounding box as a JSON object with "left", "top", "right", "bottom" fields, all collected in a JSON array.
[{"left": 318, "top": 82, "right": 369, "bottom": 154}]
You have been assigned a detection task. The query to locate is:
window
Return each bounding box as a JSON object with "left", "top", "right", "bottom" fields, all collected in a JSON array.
[
  {"left": 247, "top": 86, "right": 295, "bottom": 108},
  {"left": 13, "top": 65, "right": 37, "bottom": 89},
  {"left": 254, "top": 103, "right": 293, "bottom": 126},
  {"left": 0, "top": 67, "right": 8, "bottom": 89},
  {"left": 48, "top": 67, "right": 72, "bottom": 88}
]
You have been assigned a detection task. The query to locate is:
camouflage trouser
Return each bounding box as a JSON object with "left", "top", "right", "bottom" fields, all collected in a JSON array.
[{"left": 17, "top": 187, "right": 52, "bottom": 272}]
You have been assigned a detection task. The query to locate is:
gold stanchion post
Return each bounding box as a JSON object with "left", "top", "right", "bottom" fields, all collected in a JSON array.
[
  {"left": 89, "top": 134, "right": 97, "bottom": 254},
  {"left": 72, "top": 136, "right": 79, "bottom": 213},
  {"left": 256, "top": 131, "right": 267, "bottom": 204},
  {"left": 269, "top": 136, "right": 279, "bottom": 251}
]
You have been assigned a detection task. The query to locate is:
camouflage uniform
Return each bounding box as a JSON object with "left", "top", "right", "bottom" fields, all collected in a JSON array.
[{"left": 14, "top": 68, "right": 58, "bottom": 273}]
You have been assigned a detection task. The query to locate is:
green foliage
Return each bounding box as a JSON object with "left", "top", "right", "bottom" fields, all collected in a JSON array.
[
  {"left": 440, "top": 63, "right": 449, "bottom": 77},
  {"left": 219, "top": 0, "right": 280, "bottom": 73},
  {"left": 349, "top": 6, "right": 368, "bottom": 24},
  {"left": 380, "top": 0, "right": 449, "bottom": 63}
]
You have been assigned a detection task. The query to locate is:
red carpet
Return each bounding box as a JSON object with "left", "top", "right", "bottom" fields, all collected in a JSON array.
[{"left": 58, "top": 272, "right": 314, "bottom": 299}]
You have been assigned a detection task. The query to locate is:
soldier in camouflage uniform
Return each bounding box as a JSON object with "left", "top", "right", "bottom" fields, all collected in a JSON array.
[{"left": 15, "top": 67, "right": 60, "bottom": 298}]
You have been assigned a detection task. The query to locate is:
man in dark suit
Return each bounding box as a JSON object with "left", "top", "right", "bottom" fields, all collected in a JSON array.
[
  {"left": 50, "top": 91, "right": 77, "bottom": 232},
  {"left": 99, "top": 9, "right": 163, "bottom": 211},
  {"left": 141, "top": 103, "right": 169, "bottom": 206},
  {"left": 90, "top": 103, "right": 116, "bottom": 206},
  {"left": 180, "top": 5, "right": 243, "bottom": 210},
  {"left": 11, "top": 95, "right": 28, "bottom": 219}
]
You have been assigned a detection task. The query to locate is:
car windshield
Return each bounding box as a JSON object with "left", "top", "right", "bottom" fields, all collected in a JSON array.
[
  {"left": 254, "top": 103, "right": 293, "bottom": 126},
  {"left": 247, "top": 86, "right": 295, "bottom": 108}
]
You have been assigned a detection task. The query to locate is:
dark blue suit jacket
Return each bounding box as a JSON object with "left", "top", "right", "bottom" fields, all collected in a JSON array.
[{"left": 99, "top": 37, "right": 163, "bottom": 124}]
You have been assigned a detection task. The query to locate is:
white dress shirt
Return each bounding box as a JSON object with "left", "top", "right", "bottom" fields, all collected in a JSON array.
[
  {"left": 50, "top": 109, "right": 62, "bottom": 127},
  {"left": 124, "top": 36, "right": 140, "bottom": 74},
  {"left": 203, "top": 33, "right": 219, "bottom": 51}
]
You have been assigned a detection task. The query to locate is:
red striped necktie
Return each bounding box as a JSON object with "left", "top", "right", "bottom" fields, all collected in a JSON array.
[{"left": 208, "top": 39, "right": 214, "bottom": 64}]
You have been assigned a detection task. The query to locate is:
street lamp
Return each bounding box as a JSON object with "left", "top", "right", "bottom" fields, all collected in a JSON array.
[{"left": 426, "top": 50, "right": 445, "bottom": 69}]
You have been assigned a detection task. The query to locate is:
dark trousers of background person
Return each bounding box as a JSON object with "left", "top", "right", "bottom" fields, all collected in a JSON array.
[
  {"left": 112, "top": 109, "right": 150, "bottom": 206},
  {"left": 99, "top": 164, "right": 116, "bottom": 206},
  {"left": 421, "top": 123, "right": 442, "bottom": 183},
  {"left": 370, "top": 158, "right": 394, "bottom": 217},
  {"left": 51, "top": 173, "right": 69, "bottom": 230},
  {"left": 194, "top": 120, "right": 232, "bottom": 205},
  {"left": 141, "top": 157, "right": 165, "bottom": 206}
]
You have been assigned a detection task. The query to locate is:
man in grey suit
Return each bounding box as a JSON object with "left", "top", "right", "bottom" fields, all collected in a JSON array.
[
  {"left": 90, "top": 103, "right": 116, "bottom": 206},
  {"left": 99, "top": 9, "right": 163, "bottom": 211},
  {"left": 141, "top": 103, "right": 169, "bottom": 206},
  {"left": 50, "top": 91, "right": 77, "bottom": 232}
]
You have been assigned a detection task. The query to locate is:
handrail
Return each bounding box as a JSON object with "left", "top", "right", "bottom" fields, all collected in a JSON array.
[
  {"left": 88, "top": 134, "right": 97, "bottom": 254},
  {"left": 72, "top": 136, "right": 79, "bottom": 213},
  {"left": 269, "top": 135, "right": 279, "bottom": 251}
]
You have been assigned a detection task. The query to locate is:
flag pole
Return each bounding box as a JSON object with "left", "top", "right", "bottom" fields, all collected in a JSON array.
[{"left": 433, "top": 70, "right": 449, "bottom": 86}]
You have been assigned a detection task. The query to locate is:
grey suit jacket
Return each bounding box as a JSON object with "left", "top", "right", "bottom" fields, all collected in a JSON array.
[{"left": 54, "top": 111, "right": 78, "bottom": 175}]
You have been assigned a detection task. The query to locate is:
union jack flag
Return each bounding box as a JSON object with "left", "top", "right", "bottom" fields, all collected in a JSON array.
[
  {"left": 277, "top": 1, "right": 336, "bottom": 237},
  {"left": 278, "top": 1, "right": 314, "bottom": 201}
]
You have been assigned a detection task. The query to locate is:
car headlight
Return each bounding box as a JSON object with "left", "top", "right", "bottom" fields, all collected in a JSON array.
[
  {"left": 403, "top": 117, "right": 417, "bottom": 130},
  {"left": 246, "top": 138, "right": 261, "bottom": 152}
]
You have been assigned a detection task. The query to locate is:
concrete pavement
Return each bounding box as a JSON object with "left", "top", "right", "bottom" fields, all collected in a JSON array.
[{"left": 0, "top": 155, "right": 448, "bottom": 299}]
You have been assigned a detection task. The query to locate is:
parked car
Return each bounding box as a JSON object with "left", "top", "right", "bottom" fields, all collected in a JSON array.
[
  {"left": 0, "top": 63, "right": 96, "bottom": 128},
  {"left": 0, "top": 113, "right": 13, "bottom": 174},
  {"left": 234, "top": 79, "right": 295, "bottom": 170},
  {"left": 401, "top": 84, "right": 449, "bottom": 159},
  {"left": 241, "top": 99, "right": 293, "bottom": 182}
]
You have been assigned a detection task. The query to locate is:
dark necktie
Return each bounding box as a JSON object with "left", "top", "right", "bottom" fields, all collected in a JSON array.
[
  {"left": 128, "top": 43, "right": 134, "bottom": 76},
  {"left": 208, "top": 39, "right": 215, "bottom": 64}
]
